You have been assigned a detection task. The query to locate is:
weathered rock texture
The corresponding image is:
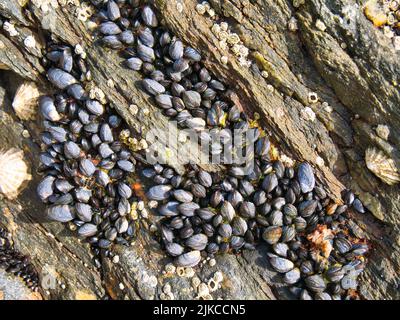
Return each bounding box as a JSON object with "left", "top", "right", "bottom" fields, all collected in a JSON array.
[{"left": 0, "top": 0, "right": 399, "bottom": 300}]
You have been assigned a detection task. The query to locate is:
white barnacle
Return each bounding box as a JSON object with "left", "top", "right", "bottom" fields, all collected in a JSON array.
[
  {"left": 209, "top": 258, "right": 216, "bottom": 267},
  {"left": 148, "top": 200, "right": 158, "bottom": 209},
  {"left": 365, "top": 147, "right": 400, "bottom": 185},
  {"left": 387, "top": 13, "right": 396, "bottom": 26},
  {"left": 316, "top": 156, "right": 325, "bottom": 167},
  {"left": 24, "top": 36, "right": 36, "bottom": 48},
  {"left": 220, "top": 56, "right": 228, "bottom": 64},
  {"left": 12, "top": 81, "right": 41, "bottom": 120},
  {"left": 22, "top": 130, "right": 30, "bottom": 138},
  {"left": 322, "top": 101, "right": 333, "bottom": 113},
  {"left": 239, "top": 57, "right": 251, "bottom": 67},
  {"left": 220, "top": 22, "right": 229, "bottom": 32},
  {"left": 211, "top": 23, "right": 221, "bottom": 35},
  {"left": 393, "top": 36, "right": 400, "bottom": 51},
  {"left": 301, "top": 107, "right": 316, "bottom": 122},
  {"left": 176, "top": 266, "right": 185, "bottom": 277},
  {"left": 89, "top": 86, "right": 106, "bottom": 103},
  {"left": 227, "top": 33, "right": 240, "bottom": 45},
  {"left": 315, "top": 19, "right": 327, "bottom": 31},
  {"left": 238, "top": 45, "right": 249, "bottom": 56},
  {"left": 288, "top": 17, "right": 298, "bottom": 32},
  {"left": 129, "top": 104, "right": 138, "bottom": 115},
  {"left": 164, "top": 263, "right": 176, "bottom": 275},
  {"left": 261, "top": 70, "right": 269, "bottom": 78},
  {"left": 218, "top": 31, "right": 229, "bottom": 41},
  {"left": 218, "top": 40, "right": 228, "bottom": 50},
  {"left": 231, "top": 44, "right": 241, "bottom": 55},
  {"left": 176, "top": 1, "right": 183, "bottom": 13},
  {"left": 280, "top": 153, "right": 295, "bottom": 167},
  {"left": 207, "top": 278, "right": 219, "bottom": 292},
  {"left": 308, "top": 91, "right": 318, "bottom": 103},
  {"left": 3, "top": 21, "right": 18, "bottom": 37},
  {"left": 85, "top": 70, "right": 92, "bottom": 81},
  {"left": 266, "top": 84, "right": 274, "bottom": 92},
  {"left": 196, "top": 4, "right": 206, "bottom": 15},
  {"left": 383, "top": 25, "right": 394, "bottom": 38},
  {"left": 375, "top": 124, "right": 390, "bottom": 141},
  {"left": 107, "top": 79, "right": 114, "bottom": 88},
  {"left": 142, "top": 107, "right": 150, "bottom": 116},
  {"left": 75, "top": 2, "right": 93, "bottom": 22},
  {"left": 120, "top": 129, "right": 131, "bottom": 140},
  {"left": 74, "top": 44, "right": 84, "bottom": 55},
  {"left": 130, "top": 209, "right": 138, "bottom": 220},
  {"left": 178, "top": 131, "right": 188, "bottom": 143},
  {"left": 202, "top": 1, "right": 211, "bottom": 12},
  {"left": 0, "top": 148, "right": 32, "bottom": 199},
  {"left": 163, "top": 283, "right": 172, "bottom": 294},
  {"left": 137, "top": 201, "right": 145, "bottom": 211},
  {"left": 197, "top": 283, "right": 209, "bottom": 298},
  {"left": 389, "top": 0, "right": 399, "bottom": 11},
  {"left": 148, "top": 275, "right": 158, "bottom": 288},
  {"left": 191, "top": 276, "right": 201, "bottom": 289},
  {"left": 149, "top": 224, "right": 157, "bottom": 232},
  {"left": 112, "top": 255, "right": 120, "bottom": 264},
  {"left": 141, "top": 208, "right": 149, "bottom": 219},
  {"left": 159, "top": 293, "right": 168, "bottom": 300},
  {"left": 184, "top": 267, "right": 195, "bottom": 277},
  {"left": 139, "top": 139, "right": 148, "bottom": 150},
  {"left": 164, "top": 292, "right": 175, "bottom": 300},
  {"left": 87, "top": 20, "right": 98, "bottom": 31},
  {"left": 213, "top": 271, "right": 223, "bottom": 283}
]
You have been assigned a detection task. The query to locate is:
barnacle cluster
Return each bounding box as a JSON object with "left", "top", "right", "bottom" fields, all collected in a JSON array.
[
  {"left": 364, "top": 0, "right": 400, "bottom": 48},
  {"left": 192, "top": 1, "right": 250, "bottom": 66}
]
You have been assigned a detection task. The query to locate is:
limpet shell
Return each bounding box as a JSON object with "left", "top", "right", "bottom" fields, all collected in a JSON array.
[
  {"left": 0, "top": 148, "right": 31, "bottom": 199},
  {"left": 12, "top": 82, "right": 41, "bottom": 120},
  {"left": 365, "top": 147, "right": 400, "bottom": 185}
]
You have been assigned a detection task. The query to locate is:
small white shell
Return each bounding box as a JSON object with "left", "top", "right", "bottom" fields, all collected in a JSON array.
[
  {"left": 365, "top": 147, "right": 400, "bottom": 185},
  {"left": 0, "top": 148, "right": 32, "bottom": 199},
  {"left": 12, "top": 82, "right": 41, "bottom": 120},
  {"left": 197, "top": 283, "right": 210, "bottom": 298},
  {"left": 375, "top": 124, "right": 390, "bottom": 141}
]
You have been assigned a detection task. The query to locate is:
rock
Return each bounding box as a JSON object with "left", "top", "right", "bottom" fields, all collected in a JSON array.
[{"left": 0, "top": 0, "right": 399, "bottom": 300}]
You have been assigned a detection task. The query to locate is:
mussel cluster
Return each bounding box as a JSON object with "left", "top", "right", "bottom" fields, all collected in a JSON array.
[
  {"left": 141, "top": 161, "right": 368, "bottom": 299},
  {"left": 0, "top": 226, "right": 40, "bottom": 291},
  {"left": 33, "top": 0, "right": 370, "bottom": 300},
  {"left": 88, "top": 0, "right": 369, "bottom": 299},
  {"left": 37, "top": 43, "right": 137, "bottom": 259}
]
